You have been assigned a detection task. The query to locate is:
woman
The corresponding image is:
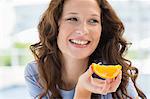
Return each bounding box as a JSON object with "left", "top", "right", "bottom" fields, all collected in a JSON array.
[{"left": 24, "top": 0, "right": 147, "bottom": 98}]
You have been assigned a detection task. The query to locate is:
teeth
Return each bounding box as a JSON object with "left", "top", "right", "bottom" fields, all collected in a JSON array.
[{"left": 70, "top": 39, "right": 89, "bottom": 45}]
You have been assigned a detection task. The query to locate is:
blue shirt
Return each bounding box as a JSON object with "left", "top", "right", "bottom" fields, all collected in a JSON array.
[{"left": 24, "top": 61, "right": 139, "bottom": 99}]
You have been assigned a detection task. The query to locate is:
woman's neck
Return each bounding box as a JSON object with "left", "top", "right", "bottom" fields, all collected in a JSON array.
[{"left": 60, "top": 55, "right": 89, "bottom": 90}]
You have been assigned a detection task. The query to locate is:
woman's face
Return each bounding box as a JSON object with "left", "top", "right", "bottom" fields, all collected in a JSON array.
[{"left": 57, "top": 0, "right": 102, "bottom": 59}]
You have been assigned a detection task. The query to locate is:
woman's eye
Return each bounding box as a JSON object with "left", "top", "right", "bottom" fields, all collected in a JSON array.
[
  {"left": 67, "top": 17, "right": 78, "bottom": 21},
  {"left": 89, "top": 19, "right": 99, "bottom": 24}
]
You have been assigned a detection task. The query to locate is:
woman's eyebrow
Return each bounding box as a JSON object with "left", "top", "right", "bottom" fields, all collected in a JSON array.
[
  {"left": 91, "top": 14, "right": 100, "bottom": 17},
  {"left": 66, "top": 12, "right": 78, "bottom": 15},
  {"left": 65, "top": 12, "right": 100, "bottom": 17}
]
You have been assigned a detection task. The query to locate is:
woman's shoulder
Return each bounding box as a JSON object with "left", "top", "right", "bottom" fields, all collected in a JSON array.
[
  {"left": 24, "top": 61, "right": 46, "bottom": 98},
  {"left": 24, "top": 61, "right": 39, "bottom": 77}
]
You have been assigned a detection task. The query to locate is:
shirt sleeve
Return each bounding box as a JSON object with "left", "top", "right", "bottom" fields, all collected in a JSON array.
[
  {"left": 126, "top": 78, "right": 139, "bottom": 98},
  {"left": 24, "top": 62, "right": 48, "bottom": 99}
]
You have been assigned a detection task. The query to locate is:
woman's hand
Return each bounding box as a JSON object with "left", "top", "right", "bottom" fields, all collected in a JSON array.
[{"left": 74, "top": 65, "right": 122, "bottom": 99}]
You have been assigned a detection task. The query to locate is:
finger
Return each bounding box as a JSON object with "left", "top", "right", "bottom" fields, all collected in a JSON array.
[
  {"left": 85, "top": 82, "right": 104, "bottom": 94},
  {"left": 92, "top": 78, "right": 105, "bottom": 85},
  {"left": 109, "top": 71, "right": 122, "bottom": 92},
  {"left": 84, "top": 78, "right": 109, "bottom": 95},
  {"left": 106, "top": 78, "right": 113, "bottom": 84},
  {"left": 112, "top": 78, "right": 115, "bottom": 82},
  {"left": 101, "top": 80, "right": 111, "bottom": 95},
  {"left": 115, "top": 70, "right": 122, "bottom": 81},
  {"left": 119, "top": 70, "right": 122, "bottom": 78},
  {"left": 113, "top": 72, "right": 122, "bottom": 86}
]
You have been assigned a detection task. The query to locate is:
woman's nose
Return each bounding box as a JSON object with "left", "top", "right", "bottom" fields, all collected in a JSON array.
[{"left": 77, "top": 22, "right": 89, "bottom": 35}]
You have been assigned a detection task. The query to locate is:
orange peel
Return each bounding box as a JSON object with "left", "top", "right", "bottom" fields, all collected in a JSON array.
[{"left": 91, "top": 63, "right": 122, "bottom": 79}]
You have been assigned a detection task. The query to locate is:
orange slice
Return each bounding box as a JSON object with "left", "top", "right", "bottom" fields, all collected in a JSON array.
[{"left": 91, "top": 63, "right": 122, "bottom": 79}]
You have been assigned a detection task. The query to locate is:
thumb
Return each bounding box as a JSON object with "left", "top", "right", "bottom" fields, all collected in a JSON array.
[{"left": 84, "top": 65, "right": 94, "bottom": 77}]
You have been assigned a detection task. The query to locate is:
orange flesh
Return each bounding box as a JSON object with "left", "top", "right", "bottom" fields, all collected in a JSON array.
[{"left": 91, "top": 63, "right": 122, "bottom": 79}]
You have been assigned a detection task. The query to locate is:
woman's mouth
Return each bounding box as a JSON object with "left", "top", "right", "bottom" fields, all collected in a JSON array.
[{"left": 69, "top": 39, "right": 90, "bottom": 45}]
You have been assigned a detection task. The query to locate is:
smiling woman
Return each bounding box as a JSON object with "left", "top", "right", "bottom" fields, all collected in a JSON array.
[
  {"left": 57, "top": 0, "right": 101, "bottom": 59},
  {"left": 24, "top": 0, "right": 147, "bottom": 99}
]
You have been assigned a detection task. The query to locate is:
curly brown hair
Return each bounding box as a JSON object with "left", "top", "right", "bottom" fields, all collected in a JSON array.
[{"left": 30, "top": 0, "right": 146, "bottom": 98}]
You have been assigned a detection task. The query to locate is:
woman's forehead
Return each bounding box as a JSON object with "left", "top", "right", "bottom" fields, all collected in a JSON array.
[{"left": 62, "top": 0, "right": 101, "bottom": 16}]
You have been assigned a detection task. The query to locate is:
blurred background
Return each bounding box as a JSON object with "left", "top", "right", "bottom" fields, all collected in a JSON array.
[{"left": 0, "top": 0, "right": 150, "bottom": 98}]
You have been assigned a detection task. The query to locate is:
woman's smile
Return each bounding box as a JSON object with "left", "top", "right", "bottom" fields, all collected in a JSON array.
[{"left": 68, "top": 36, "right": 91, "bottom": 48}]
